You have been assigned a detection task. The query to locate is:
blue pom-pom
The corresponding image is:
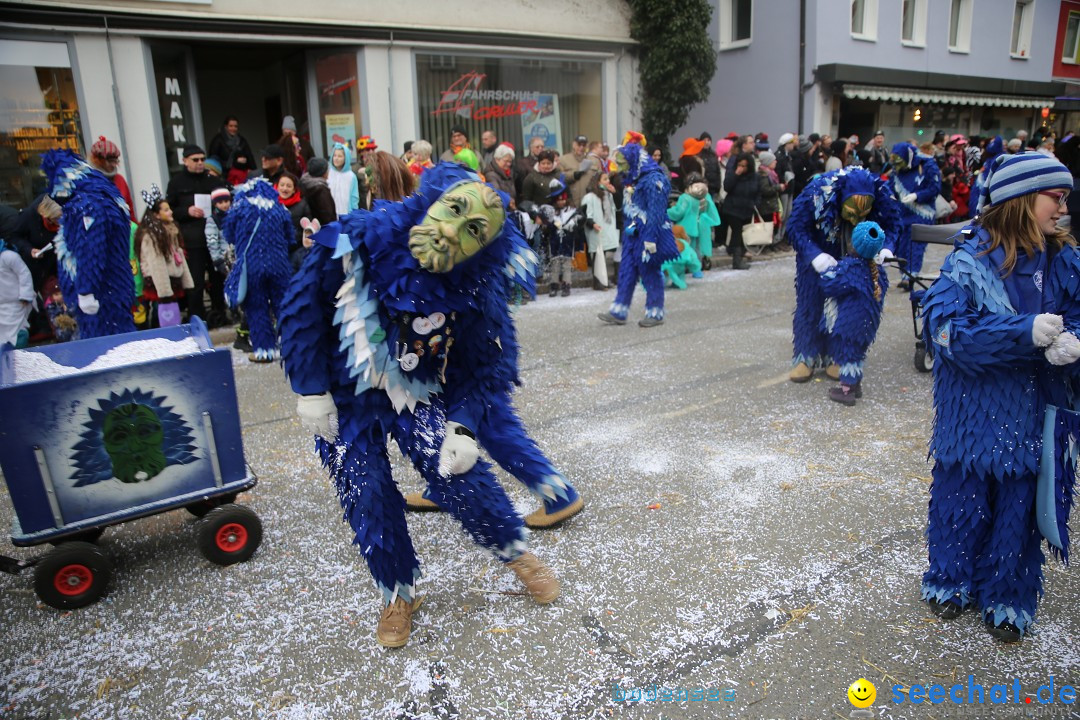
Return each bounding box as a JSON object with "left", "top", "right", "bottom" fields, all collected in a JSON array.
[{"left": 852, "top": 220, "right": 884, "bottom": 260}]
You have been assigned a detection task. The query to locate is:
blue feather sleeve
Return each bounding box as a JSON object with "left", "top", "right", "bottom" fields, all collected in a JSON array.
[{"left": 279, "top": 243, "right": 341, "bottom": 395}]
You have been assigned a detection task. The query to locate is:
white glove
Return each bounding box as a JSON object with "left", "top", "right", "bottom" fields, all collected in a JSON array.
[
  {"left": 643, "top": 241, "right": 657, "bottom": 254},
  {"left": 1046, "top": 332, "right": 1080, "bottom": 365},
  {"left": 77, "top": 293, "right": 99, "bottom": 315},
  {"left": 438, "top": 421, "right": 479, "bottom": 477},
  {"left": 1032, "top": 314, "right": 1065, "bottom": 348},
  {"left": 902, "top": 193, "right": 918, "bottom": 204},
  {"left": 874, "top": 248, "right": 894, "bottom": 265},
  {"left": 811, "top": 253, "right": 838, "bottom": 274},
  {"left": 297, "top": 393, "right": 338, "bottom": 439}
]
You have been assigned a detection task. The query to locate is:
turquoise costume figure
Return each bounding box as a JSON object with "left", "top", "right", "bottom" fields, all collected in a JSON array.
[
  {"left": 598, "top": 132, "right": 679, "bottom": 328},
  {"left": 787, "top": 167, "right": 900, "bottom": 382},
  {"left": 920, "top": 152, "right": 1078, "bottom": 643},
  {"left": 222, "top": 178, "right": 293, "bottom": 362},
  {"left": 42, "top": 150, "right": 134, "bottom": 339},
  {"left": 818, "top": 220, "right": 888, "bottom": 405},
  {"left": 666, "top": 173, "right": 720, "bottom": 270},
  {"left": 891, "top": 142, "right": 941, "bottom": 276},
  {"left": 277, "top": 163, "right": 564, "bottom": 647},
  {"left": 662, "top": 232, "right": 703, "bottom": 289}
]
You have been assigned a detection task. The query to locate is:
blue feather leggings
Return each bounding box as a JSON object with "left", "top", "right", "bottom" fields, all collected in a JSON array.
[
  {"left": 610, "top": 242, "right": 666, "bottom": 320},
  {"left": 922, "top": 462, "right": 1044, "bottom": 633},
  {"left": 317, "top": 401, "right": 527, "bottom": 606},
  {"left": 792, "top": 258, "right": 830, "bottom": 367},
  {"left": 896, "top": 220, "right": 931, "bottom": 275},
  {"left": 243, "top": 277, "right": 288, "bottom": 354}
]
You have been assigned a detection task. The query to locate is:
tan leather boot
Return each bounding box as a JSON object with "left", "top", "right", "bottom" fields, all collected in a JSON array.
[
  {"left": 376, "top": 596, "right": 422, "bottom": 648},
  {"left": 825, "top": 363, "right": 841, "bottom": 380},
  {"left": 508, "top": 552, "right": 560, "bottom": 604},
  {"left": 404, "top": 492, "right": 441, "bottom": 512},
  {"left": 789, "top": 362, "right": 813, "bottom": 383}
]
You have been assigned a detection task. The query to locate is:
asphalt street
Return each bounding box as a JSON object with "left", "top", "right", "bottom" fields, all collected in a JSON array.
[{"left": 2, "top": 245, "right": 1078, "bottom": 720}]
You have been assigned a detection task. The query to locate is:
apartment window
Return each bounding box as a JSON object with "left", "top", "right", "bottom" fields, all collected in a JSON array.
[
  {"left": 948, "top": 0, "right": 973, "bottom": 53},
  {"left": 901, "top": 0, "right": 928, "bottom": 46},
  {"left": 1063, "top": 11, "right": 1080, "bottom": 63},
  {"left": 719, "top": 0, "right": 753, "bottom": 50},
  {"left": 1010, "top": 0, "right": 1035, "bottom": 58},
  {"left": 851, "top": 0, "right": 878, "bottom": 41}
]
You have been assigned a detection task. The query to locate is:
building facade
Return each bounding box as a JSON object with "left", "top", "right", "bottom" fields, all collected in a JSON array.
[
  {"left": 0, "top": 0, "right": 639, "bottom": 211},
  {"left": 672, "top": 0, "right": 1063, "bottom": 149}
]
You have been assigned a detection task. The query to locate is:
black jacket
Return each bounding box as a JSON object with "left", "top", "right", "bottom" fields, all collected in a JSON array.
[
  {"left": 299, "top": 175, "right": 337, "bottom": 226},
  {"left": 165, "top": 170, "right": 225, "bottom": 249},
  {"left": 722, "top": 158, "right": 761, "bottom": 222},
  {"left": 699, "top": 150, "right": 721, "bottom": 196}
]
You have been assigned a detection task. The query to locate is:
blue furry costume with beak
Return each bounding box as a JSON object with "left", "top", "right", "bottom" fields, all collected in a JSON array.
[
  {"left": 277, "top": 163, "right": 573, "bottom": 604},
  {"left": 42, "top": 150, "right": 134, "bottom": 339},
  {"left": 787, "top": 168, "right": 900, "bottom": 371},
  {"left": 222, "top": 178, "right": 293, "bottom": 360}
]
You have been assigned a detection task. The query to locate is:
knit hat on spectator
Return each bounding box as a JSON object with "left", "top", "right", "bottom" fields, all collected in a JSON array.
[
  {"left": 204, "top": 157, "right": 223, "bottom": 175},
  {"left": 282, "top": 115, "right": 297, "bottom": 133},
  {"left": 450, "top": 125, "right": 469, "bottom": 140},
  {"left": 91, "top": 136, "right": 120, "bottom": 159},
  {"left": 979, "top": 153, "right": 1072, "bottom": 211},
  {"left": 778, "top": 132, "right": 795, "bottom": 147},
  {"left": 951, "top": 134, "right": 968, "bottom": 146},
  {"left": 261, "top": 144, "right": 284, "bottom": 159},
  {"left": 725, "top": 132, "right": 739, "bottom": 140},
  {"left": 307, "top": 157, "right": 329, "bottom": 177},
  {"left": 183, "top": 144, "right": 205, "bottom": 158},
  {"left": 797, "top": 138, "right": 813, "bottom": 153},
  {"left": 852, "top": 221, "right": 884, "bottom": 260},
  {"left": 758, "top": 151, "right": 776, "bottom": 167},
  {"left": 681, "top": 137, "right": 706, "bottom": 157},
  {"left": 210, "top": 187, "right": 231, "bottom": 204},
  {"left": 715, "top": 139, "right": 734, "bottom": 157}
]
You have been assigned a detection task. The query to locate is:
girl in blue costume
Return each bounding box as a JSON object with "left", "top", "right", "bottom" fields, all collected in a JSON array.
[
  {"left": 890, "top": 142, "right": 941, "bottom": 278},
  {"left": 41, "top": 150, "right": 135, "bottom": 339},
  {"left": 921, "top": 153, "right": 1078, "bottom": 642},
  {"left": 818, "top": 220, "right": 888, "bottom": 405},
  {"left": 278, "top": 163, "right": 567, "bottom": 648},
  {"left": 597, "top": 132, "right": 679, "bottom": 328},
  {"left": 787, "top": 168, "right": 901, "bottom": 382}
]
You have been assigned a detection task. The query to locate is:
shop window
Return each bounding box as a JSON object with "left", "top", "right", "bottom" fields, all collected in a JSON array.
[
  {"left": 414, "top": 53, "right": 603, "bottom": 162},
  {"left": 901, "top": 0, "right": 927, "bottom": 47},
  {"left": 850, "top": 0, "right": 878, "bottom": 41},
  {"left": 719, "top": 0, "right": 752, "bottom": 50},
  {"left": 1010, "top": 0, "right": 1034, "bottom": 58},
  {"left": 0, "top": 40, "right": 83, "bottom": 209},
  {"left": 314, "top": 51, "right": 362, "bottom": 156},
  {"left": 1063, "top": 11, "right": 1080, "bottom": 63},
  {"left": 948, "top": 0, "right": 973, "bottom": 53}
]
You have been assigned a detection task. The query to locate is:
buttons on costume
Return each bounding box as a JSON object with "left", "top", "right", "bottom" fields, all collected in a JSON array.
[
  {"left": 412, "top": 317, "right": 434, "bottom": 335},
  {"left": 429, "top": 312, "right": 446, "bottom": 330},
  {"left": 399, "top": 353, "right": 419, "bottom": 371}
]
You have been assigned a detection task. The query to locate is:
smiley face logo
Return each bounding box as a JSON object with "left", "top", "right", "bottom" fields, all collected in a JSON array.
[{"left": 848, "top": 678, "right": 876, "bottom": 708}]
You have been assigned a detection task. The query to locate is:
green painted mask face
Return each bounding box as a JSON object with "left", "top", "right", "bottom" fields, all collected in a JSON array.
[
  {"left": 890, "top": 153, "right": 908, "bottom": 171},
  {"left": 841, "top": 194, "right": 873, "bottom": 225},
  {"left": 614, "top": 149, "right": 630, "bottom": 175},
  {"left": 103, "top": 403, "right": 165, "bottom": 483},
  {"left": 408, "top": 181, "right": 505, "bottom": 272}
]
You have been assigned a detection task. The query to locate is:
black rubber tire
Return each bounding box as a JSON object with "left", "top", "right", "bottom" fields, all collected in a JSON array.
[
  {"left": 197, "top": 504, "right": 262, "bottom": 566},
  {"left": 915, "top": 346, "right": 934, "bottom": 373},
  {"left": 33, "top": 541, "right": 112, "bottom": 610},
  {"left": 185, "top": 493, "right": 238, "bottom": 518}
]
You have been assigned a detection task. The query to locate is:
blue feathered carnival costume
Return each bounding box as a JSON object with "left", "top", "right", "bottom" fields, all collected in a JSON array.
[
  {"left": 788, "top": 168, "right": 900, "bottom": 376},
  {"left": 278, "top": 164, "right": 572, "bottom": 614},
  {"left": 222, "top": 179, "right": 293, "bottom": 361},
  {"left": 818, "top": 221, "right": 888, "bottom": 404},
  {"left": 891, "top": 142, "right": 941, "bottom": 275},
  {"left": 599, "top": 132, "right": 678, "bottom": 327},
  {"left": 921, "top": 153, "right": 1078, "bottom": 639},
  {"left": 42, "top": 150, "right": 134, "bottom": 339}
]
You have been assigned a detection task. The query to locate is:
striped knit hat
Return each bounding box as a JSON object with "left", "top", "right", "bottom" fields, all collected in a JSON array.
[{"left": 978, "top": 152, "right": 1072, "bottom": 212}]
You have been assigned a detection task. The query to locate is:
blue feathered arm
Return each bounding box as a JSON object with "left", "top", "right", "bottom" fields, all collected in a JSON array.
[
  {"left": 279, "top": 242, "right": 342, "bottom": 395},
  {"left": 913, "top": 161, "right": 942, "bottom": 204}
]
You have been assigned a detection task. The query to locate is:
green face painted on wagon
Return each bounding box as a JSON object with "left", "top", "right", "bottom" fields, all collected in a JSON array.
[{"left": 408, "top": 181, "right": 505, "bottom": 273}]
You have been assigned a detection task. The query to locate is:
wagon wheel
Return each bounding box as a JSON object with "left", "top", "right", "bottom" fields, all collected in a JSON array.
[
  {"left": 914, "top": 345, "right": 934, "bottom": 373},
  {"left": 33, "top": 541, "right": 112, "bottom": 610},
  {"left": 185, "top": 493, "right": 239, "bottom": 518},
  {"left": 197, "top": 505, "right": 262, "bottom": 566}
]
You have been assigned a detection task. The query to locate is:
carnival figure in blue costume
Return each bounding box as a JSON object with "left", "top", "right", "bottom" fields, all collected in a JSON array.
[
  {"left": 278, "top": 163, "right": 567, "bottom": 647},
  {"left": 818, "top": 221, "right": 888, "bottom": 405},
  {"left": 890, "top": 142, "right": 941, "bottom": 277},
  {"left": 597, "top": 131, "right": 679, "bottom": 328},
  {"left": 920, "top": 152, "right": 1079, "bottom": 643},
  {"left": 967, "top": 136, "right": 1004, "bottom": 220},
  {"left": 41, "top": 150, "right": 134, "bottom": 339},
  {"left": 787, "top": 167, "right": 900, "bottom": 382},
  {"left": 222, "top": 178, "right": 293, "bottom": 362}
]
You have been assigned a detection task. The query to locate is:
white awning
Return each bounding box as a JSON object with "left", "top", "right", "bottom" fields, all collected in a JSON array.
[{"left": 842, "top": 83, "right": 1051, "bottom": 109}]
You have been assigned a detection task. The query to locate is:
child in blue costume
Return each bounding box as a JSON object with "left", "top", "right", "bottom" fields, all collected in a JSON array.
[
  {"left": 41, "top": 150, "right": 134, "bottom": 339},
  {"left": 278, "top": 163, "right": 567, "bottom": 647},
  {"left": 666, "top": 173, "right": 720, "bottom": 272},
  {"left": 818, "top": 221, "right": 888, "bottom": 405},
  {"left": 890, "top": 142, "right": 941, "bottom": 277},
  {"left": 921, "top": 153, "right": 1078, "bottom": 643},
  {"left": 597, "top": 132, "right": 679, "bottom": 328},
  {"left": 222, "top": 178, "right": 293, "bottom": 362},
  {"left": 787, "top": 167, "right": 901, "bottom": 382}
]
